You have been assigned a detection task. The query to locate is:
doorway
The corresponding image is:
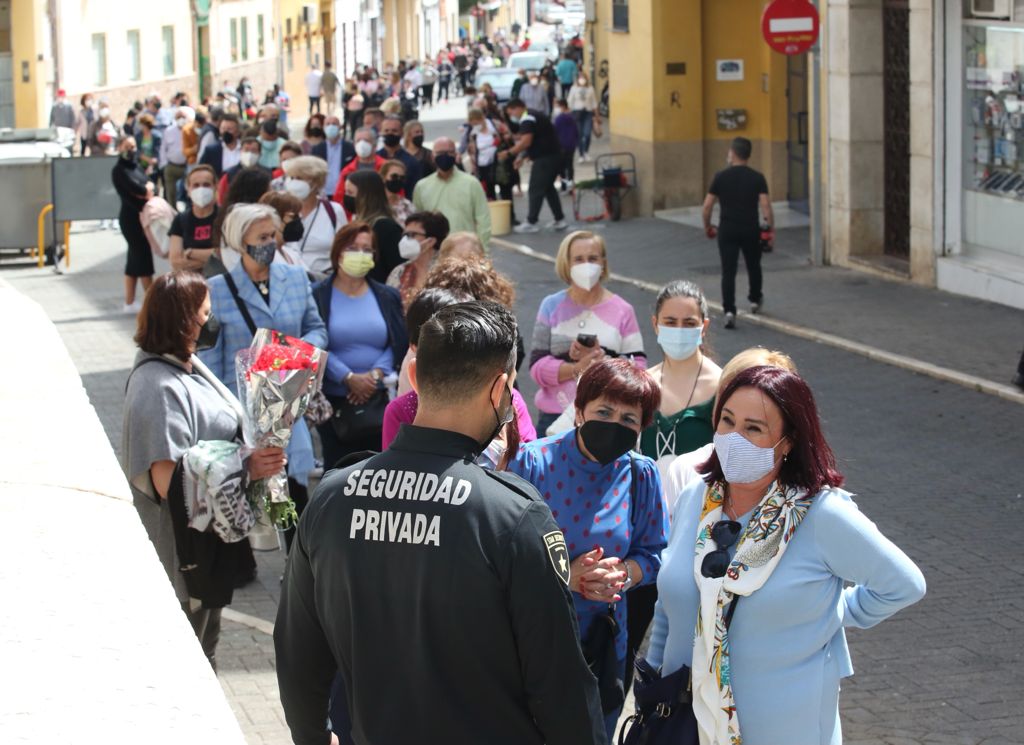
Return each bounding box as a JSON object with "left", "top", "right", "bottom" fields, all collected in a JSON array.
[
  {"left": 883, "top": 0, "right": 910, "bottom": 259},
  {"left": 787, "top": 54, "right": 809, "bottom": 214}
]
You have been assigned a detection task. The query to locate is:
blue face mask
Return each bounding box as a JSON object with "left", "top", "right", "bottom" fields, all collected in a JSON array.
[
  {"left": 658, "top": 325, "right": 702, "bottom": 360},
  {"left": 324, "top": 124, "right": 340, "bottom": 140}
]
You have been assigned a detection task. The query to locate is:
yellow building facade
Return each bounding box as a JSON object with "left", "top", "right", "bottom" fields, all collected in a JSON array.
[
  {"left": 277, "top": 0, "right": 336, "bottom": 113},
  {"left": 602, "top": 0, "right": 800, "bottom": 215}
]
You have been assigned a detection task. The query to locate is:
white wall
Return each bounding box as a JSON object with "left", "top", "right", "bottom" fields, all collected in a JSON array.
[{"left": 208, "top": 0, "right": 275, "bottom": 78}]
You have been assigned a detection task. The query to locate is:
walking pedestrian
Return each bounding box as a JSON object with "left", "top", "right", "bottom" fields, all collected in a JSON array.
[
  {"left": 519, "top": 73, "right": 550, "bottom": 116},
  {"left": 49, "top": 88, "right": 75, "bottom": 130},
  {"left": 168, "top": 165, "right": 220, "bottom": 275},
  {"left": 508, "top": 357, "right": 668, "bottom": 740},
  {"left": 75, "top": 93, "right": 95, "bottom": 156},
  {"left": 334, "top": 127, "right": 385, "bottom": 205},
  {"left": 645, "top": 365, "right": 925, "bottom": 745},
  {"left": 378, "top": 115, "right": 423, "bottom": 195},
  {"left": 304, "top": 64, "right": 323, "bottom": 115},
  {"left": 321, "top": 61, "right": 340, "bottom": 115},
  {"left": 381, "top": 160, "right": 415, "bottom": 225},
  {"left": 702, "top": 137, "right": 774, "bottom": 329},
  {"left": 403, "top": 120, "right": 435, "bottom": 178},
  {"left": 465, "top": 107, "right": 500, "bottom": 198},
  {"left": 568, "top": 73, "right": 600, "bottom": 162},
  {"left": 87, "top": 101, "right": 118, "bottom": 158},
  {"left": 553, "top": 99, "right": 578, "bottom": 190},
  {"left": 555, "top": 52, "right": 578, "bottom": 98},
  {"left": 301, "top": 113, "right": 326, "bottom": 155},
  {"left": 502, "top": 99, "right": 567, "bottom": 234},
  {"left": 275, "top": 300, "right": 605, "bottom": 745},
  {"left": 216, "top": 136, "right": 268, "bottom": 205},
  {"left": 159, "top": 107, "right": 190, "bottom": 204},
  {"left": 199, "top": 113, "right": 242, "bottom": 180},
  {"left": 136, "top": 114, "right": 162, "bottom": 190},
  {"left": 257, "top": 117, "right": 285, "bottom": 170},
  {"left": 111, "top": 137, "right": 154, "bottom": 313},
  {"left": 412, "top": 136, "right": 492, "bottom": 247},
  {"left": 529, "top": 231, "right": 646, "bottom": 434},
  {"left": 437, "top": 56, "right": 454, "bottom": 101},
  {"left": 123, "top": 271, "right": 287, "bottom": 671},
  {"left": 343, "top": 79, "right": 364, "bottom": 139},
  {"left": 281, "top": 155, "right": 347, "bottom": 278}
]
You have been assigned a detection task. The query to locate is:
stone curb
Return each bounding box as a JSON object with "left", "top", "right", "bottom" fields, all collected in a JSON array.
[{"left": 491, "top": 237, "right": 1024, "bottom": 406}]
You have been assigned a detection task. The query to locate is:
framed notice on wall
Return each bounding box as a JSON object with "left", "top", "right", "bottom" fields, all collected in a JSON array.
[{"left": 716, "top": 59, "right": 744, "bottom": 81}]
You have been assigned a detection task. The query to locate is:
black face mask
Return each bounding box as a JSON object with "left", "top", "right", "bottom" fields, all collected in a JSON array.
[
  {"left": 195, "top": 312, "right": 221, "bottom": 351},
  {"left": 261, "top": 118, "right": 279, "bottom": 136},
  {"left": 383, "top": 133, "right": 402, "bottom": 148},
  {"left": 221, "top": 131, "right": 236, "bottom": 146},
  {"left": 412, "top": 135, "right": 425, "bottom": 148},
  {"left": 385, "top": 178, "right": 404, "bottom": 194},
  {"left": 309, "top": 127, "right": 325, "bottom": 139},
  {"left": 481, "top": 377, "right": 515, "bottom": 452},
  {"left": 434, "top": 153, "right": 457, "bottom": 172},
  {"left": 282, "top": 219, "right": 305, "bottom": 243},
  {"left": 343, "top": 194, "right": 357, "bottom": 214},
  {"left": 578, "top": 420, "right": 637, "bottom": 465}
]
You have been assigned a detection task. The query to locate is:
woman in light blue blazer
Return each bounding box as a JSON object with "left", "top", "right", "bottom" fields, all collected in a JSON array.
[
  {"left": 646, "top": 365, "right": 925, "bottom": 745},
  {"left": 198, "top": 203, "right": 328, "bottom": 527}
]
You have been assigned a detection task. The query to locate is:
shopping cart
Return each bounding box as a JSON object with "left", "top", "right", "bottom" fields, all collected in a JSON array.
[{"left": 571, "top": 152, "right": 636, "bottom": 222}]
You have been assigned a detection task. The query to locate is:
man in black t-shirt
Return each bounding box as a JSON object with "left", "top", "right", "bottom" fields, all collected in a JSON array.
[
  {"left": 501, "top": 98, "right": 567, "bottom": 234},
  {"left": 703, "top": 137, "right": 774, "bottom": 328}
]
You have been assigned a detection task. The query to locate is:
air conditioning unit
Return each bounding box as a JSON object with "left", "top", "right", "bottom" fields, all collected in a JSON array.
[
  {"left": 301, "top": 4, "right": 318, "bottom": 24},
  {"left": 971, "top": 0, "right": 1012, "bottom": 19}
]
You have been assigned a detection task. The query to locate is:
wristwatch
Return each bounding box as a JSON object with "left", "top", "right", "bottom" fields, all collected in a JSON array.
[
  {"left": 622, "top": 560, "right": 634, "bottom": 591},
  {"left": 369, "top": 369, "right": 383, "bottom": 383}
]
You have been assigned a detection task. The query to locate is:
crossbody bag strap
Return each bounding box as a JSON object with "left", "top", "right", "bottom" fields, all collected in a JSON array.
[{"left": 222, "top": 271, "right": 258, "bottom": 336}]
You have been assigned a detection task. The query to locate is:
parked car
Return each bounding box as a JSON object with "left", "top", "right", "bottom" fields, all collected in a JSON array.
[
  {"left": 506, "top": 51, "right": 548, "bottom": 73},
  {"left": 475, "top": 68, "right": 522, "bottom": 103},
  {"left": 536, "top": 1, "right": 567, "bottom": 24},
  {"left": 531, "top": 40, "right": 561, "bottom": 62}
]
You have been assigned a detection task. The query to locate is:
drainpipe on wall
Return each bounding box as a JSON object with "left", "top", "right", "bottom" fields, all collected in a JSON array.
[
  {"left": 810, "top": 0, "right": 824, "bottom": 266},
  {"left": 47, "top": 0, "right": 59, "bottom": 96}
]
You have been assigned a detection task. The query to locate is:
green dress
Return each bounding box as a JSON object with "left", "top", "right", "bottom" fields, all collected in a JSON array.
[{"left": 639, "top": 396, "right": 715, "bottom": 463}]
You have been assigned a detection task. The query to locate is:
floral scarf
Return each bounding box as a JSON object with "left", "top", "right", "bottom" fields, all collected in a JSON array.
[{"left": 691, "top": 481, "right": 812, "bottom": 744}]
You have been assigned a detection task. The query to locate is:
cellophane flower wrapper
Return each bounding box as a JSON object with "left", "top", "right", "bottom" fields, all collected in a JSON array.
[{"left": 235, "top": 328, "right": 327, "bottom": 531}]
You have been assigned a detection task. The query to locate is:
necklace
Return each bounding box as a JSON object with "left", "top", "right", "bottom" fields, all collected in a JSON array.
[
  {"left": 254, "top": 278, "right": 270, "bottom": 297},
  {"left": 655, "top": 355, "right": 704, "bottom": 460}
]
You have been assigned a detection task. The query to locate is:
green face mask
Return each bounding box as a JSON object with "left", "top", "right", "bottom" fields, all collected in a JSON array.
[{"left": 341, "top": 251, "right": 375, "bottom": 278}]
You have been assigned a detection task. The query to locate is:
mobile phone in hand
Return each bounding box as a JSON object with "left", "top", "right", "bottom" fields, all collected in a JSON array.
[{"left": 577, "top": 333, "right": 598, "bottom": 348}]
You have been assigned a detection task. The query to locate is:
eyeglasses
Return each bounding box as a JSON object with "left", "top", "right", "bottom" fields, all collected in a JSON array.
[
  {"left": 402, "top": 231, "right": 426, "bottom": 240},
  {"left": 700, "top": 520, "right": 742, "bottom": 579}
]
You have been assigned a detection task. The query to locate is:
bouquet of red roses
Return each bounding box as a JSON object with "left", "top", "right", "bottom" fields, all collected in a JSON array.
[{"left": 235, "top": 329, "right": 326, "bottom": 530}]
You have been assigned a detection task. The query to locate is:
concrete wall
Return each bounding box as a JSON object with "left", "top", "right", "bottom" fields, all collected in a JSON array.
[
  {"left": 209, "top": 0, "right": 277, "bottom": 101},
  {"left": 0, "top": 279, "right": 248, "bottom": 744}
]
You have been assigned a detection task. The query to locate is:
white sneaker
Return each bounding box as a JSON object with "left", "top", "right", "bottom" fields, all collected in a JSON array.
[
  {"left": 563, "top": 179, "right": 574, "bottom": 190},
  {"left": 547, "top": 219, "right": 569, "bottom": 230},
  {"left": 513, "top": 222, "right": 540, "bottom": 234},
  {"left": 578, "top": 155, "right": 586, "bottom": 163},
  {"left": 750, "top": 300, "right": 763, "bottom": 314},
  {"left": 122, "top": 302, "right": 141, "bottom": 314}
]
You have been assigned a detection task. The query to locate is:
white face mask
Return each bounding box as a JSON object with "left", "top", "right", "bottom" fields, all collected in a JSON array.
[
  {"left": 99, "top": 107, "right": 110, "bottom": 118},
  {"left": 285, "top": 177, "right": 312, "bottom": 200},
  {"left": 190, "top": 186, "right": 215, "bottom": 208},
  {"left": 713, "top": 431, "right": 784, "bottom": 485},
  {"left": 657, "top": 325, "right": 702, "bottom": 360},
  {"left": 355, "top": 140, "right": 374, "bottom": 158},
  {"left": 569, "top": 262, "right": 602, "bottom": 291},
  {"left": 398, "top": 235, "right": 422, "bottom": 261},
  {"left": 240, "top": 151, "right": 259, "bottom": 168}
]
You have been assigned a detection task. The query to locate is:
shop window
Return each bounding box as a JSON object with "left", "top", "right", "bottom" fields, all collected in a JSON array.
[
  {"left": 242, "top": 17, "right": 249, "bottom": 61},
  {"left": 612, "top": 0, "right": 629, "bottom": 32},
  {"left": 162, "top": 26, "right": 175, "bottom": 76},
  {"left": 127, "top": 30, "right": 141, "bottom": 81},
  {"left": 230, "top": 18, "right": 238, "bottom": 63},
  {"left": 257, "top": 14, "right": 265, "bottom": 57},
  {"left": 91, "top": 33, "right": 106, "bottom": 87}
]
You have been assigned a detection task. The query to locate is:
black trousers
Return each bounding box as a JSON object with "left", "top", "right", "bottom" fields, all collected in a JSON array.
[
  {"left": 438, "top": 78, "right": 450, "bottom": 100},
  {"left": 309, "top": 95, "right": 321, "bottom": 115},
  {"left": 560, "top": 146, "right": 575, "bottom": 182},
  {"left": 718, "top": 230, "right": 762, "bottom": 315},
  {"left": 478, "top": 162, "right": 497, "bottom": 199},
  {"left": 527, "top": 153, "right": 565, "bottom": 224},
  {"left": 183, "top": 603, "right": 222, "bottom": 668}
]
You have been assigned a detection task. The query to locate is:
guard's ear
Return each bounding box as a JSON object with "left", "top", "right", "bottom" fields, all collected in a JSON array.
[{"left": 407, "top": 356, "right": 419, "bottom": 394}]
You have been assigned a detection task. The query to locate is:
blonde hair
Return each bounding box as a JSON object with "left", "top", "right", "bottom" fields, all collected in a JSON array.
[
  {"left": 719, "top": 347, "right": 798, "bottom": 391},
  {"left": 282, "top": 155, "right": 328, "bottom": 190},
  {"left": 555, "top": 230, "right": 609, "bottom": 285},
  {"left": 221, "top": 203, "right": 281, "bottom": 253},
  {"left": 438, "top": 231, "right": 485, "bottom": 260},
  {"left": 380, "top": 159, "right": 407, "bottom": 180},
  {"left": 380, "top": 97, "right": 402, "bottom": 115}
]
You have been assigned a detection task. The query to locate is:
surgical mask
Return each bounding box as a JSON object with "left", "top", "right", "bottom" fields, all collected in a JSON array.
[
  {"left": 658, "top": 325, "right": 702, "bottom": 361},
  {"left": 190, "top": 186, "right": 215, "bottom": 208},
  {"left": 570, "top": 262, "right": 602, "bottom": 291},
  {"left": 398, "top": 235, "right": 422, "bottom": 261},
  {"left": 355, "top": 140, "right": 374, "bottom": 158},
  {"left": 245, "top": 241, "right": 277, "bottom": 266},
  {"left": 240, "top": 151, "right": 259, "bottom": 168},
  {"left": 385, "top": 178, "right": 404, "bottom": 194},
  {"left": 285, "top": 177, "right": 312, "bottom": 200},
  {"left": 176, "top": 118, "right": 186, "bottom": 129},
  {"left": 342, "top": 194, "right": 357, "bottom": 214},
  {"left": 99, "top": 107, "right": 111, "bottom": 118},
  {"left": 578, "top": 78, "right": 587, "bottom": 86},
  {"left": 434, "top": 153, "right": 456, "bottom": 172},
  {"left": 471, "top": 124, "right": 484, "bottom": 134},
  {"left": 324, "top": 124, "right": 341, "bottom": 140},
  {"left": 282, "top": 219, "right": 305, "bottom": 243},
  {"left": 341, "top": 251, "right": 375, "bottom": 278},
  {"left": 481, "top": 379, "right": 515, "bottom": 452},
  {"left": 713, "top": 431, "right": 785, "bottom": 485},
  {"left": 578, "top": 420, "right": 637, "bottom": 466},
  {"left": 195, "top": 313, "right": 221, "bottom": 351},
  {"left": 412, "top": 135, "right": 425, "bottom": 148},
  {"left": 529, "top": 77, "right": 539, "bottom": 86}
]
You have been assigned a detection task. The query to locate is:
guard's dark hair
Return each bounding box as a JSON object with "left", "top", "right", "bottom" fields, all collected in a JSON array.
[
  {"left": 405, "top": 211, "right": 450, "bottom": 245},
  {"left": 416, "top": 301, "right": 518, "bottom": 405},
  {"left": 731, "top": 137, "right": 753, "bottom": 161},
  {"left": 406, "top": 287, "right": 473, "bottom": 347}
]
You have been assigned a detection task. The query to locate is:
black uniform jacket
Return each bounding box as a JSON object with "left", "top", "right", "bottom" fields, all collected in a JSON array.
[{"left": 275, "top": 424, "right": 606, "bottom": 745}]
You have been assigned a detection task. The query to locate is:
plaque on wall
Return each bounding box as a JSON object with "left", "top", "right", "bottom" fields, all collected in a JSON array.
[{"left": 717, "top": 109, "right": 748, "bottom": 130}]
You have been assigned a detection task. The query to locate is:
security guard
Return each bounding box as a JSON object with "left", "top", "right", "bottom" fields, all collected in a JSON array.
[{"left": 275, "top": 301, "right": 606, "bottom": 745}]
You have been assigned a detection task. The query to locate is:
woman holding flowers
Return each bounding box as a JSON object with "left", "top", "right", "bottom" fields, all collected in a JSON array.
[
  {"left": 198, "top": 203, "right": 327, "bottom": 532},
  {"left": 122, "top": 271, "right": 287, "bottom": 667}
]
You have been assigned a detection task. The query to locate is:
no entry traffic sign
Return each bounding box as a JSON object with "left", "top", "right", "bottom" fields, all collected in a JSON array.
[{"left": 762, "top": 0, "right": 820, "bottom": 55}]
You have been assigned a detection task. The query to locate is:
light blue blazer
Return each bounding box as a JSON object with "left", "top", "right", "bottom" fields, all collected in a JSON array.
[
  {"left": 198, "top": 261, "right": 328, "bottom": 486},
  {"left": 647, "top": 480, "right": 926, "bottom": 745}
]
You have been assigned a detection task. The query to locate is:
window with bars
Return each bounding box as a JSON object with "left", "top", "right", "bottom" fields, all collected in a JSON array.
[
  {"left": 127, "top": 30, "right": 141, "bottom": 81},
  {"left": 612, "top": 0, "right": 629, "bottom": 31},
  {"left": 161, "top": 26, "right": 175, "bottom": 76},
  {"left": 91, "top": 33, "right": 106, "bottom": 86}
]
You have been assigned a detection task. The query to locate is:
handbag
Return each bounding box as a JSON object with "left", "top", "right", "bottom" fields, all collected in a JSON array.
[
  {"left": 304, "top": 390, "right": 334, "bottom": 427},
  {"left": 617, "top": 599, "right": 740, "bottom": 745},
  {"left": 582, "top": 605, "right": 626, "bottom": 716},
  {"left": 329, "top": 388, "right": 388, "bottom": 442}
]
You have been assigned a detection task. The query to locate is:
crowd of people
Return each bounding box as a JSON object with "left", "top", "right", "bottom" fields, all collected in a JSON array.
[{"left": 111, "top": 34, "right": 926, "bottom": 745}]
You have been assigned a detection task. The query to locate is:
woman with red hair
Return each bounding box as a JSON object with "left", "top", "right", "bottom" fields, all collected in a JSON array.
[
  {"left": 507, "top": 357, "right": 668, "bottom": 739},
  {"left": 643, "top": 366, "right": 925, "bottom": 745}
]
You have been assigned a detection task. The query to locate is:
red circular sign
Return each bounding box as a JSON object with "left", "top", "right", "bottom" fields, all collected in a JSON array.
[{"left": 762, "top": 0, "right": 820, "bottom": 56}]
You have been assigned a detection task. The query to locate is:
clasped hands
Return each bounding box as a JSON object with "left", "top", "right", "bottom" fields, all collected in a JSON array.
[{"left": 570, "top": 546, "right": 627, "bottom": 603}]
